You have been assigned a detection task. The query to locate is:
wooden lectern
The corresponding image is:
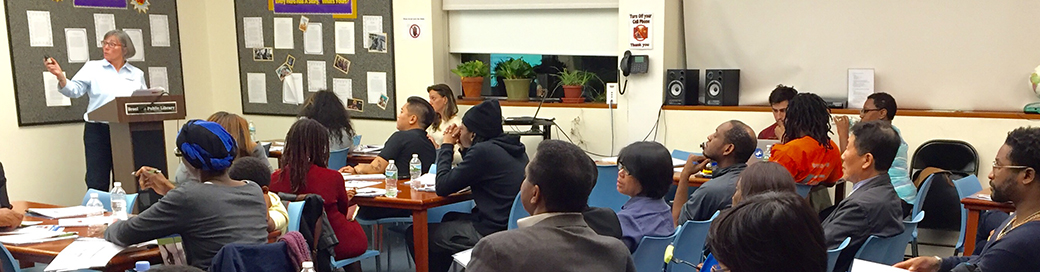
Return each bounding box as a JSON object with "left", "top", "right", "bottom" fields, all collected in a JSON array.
[{"left": 88, "top": 95, "right": 185, "bottom": 210}]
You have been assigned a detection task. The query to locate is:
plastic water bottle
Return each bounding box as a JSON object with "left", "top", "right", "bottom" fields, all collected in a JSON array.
[
  {"left": 85, "top": 193, "right": 105, "bottom": 237},
  {"left": 110, "top": 182, "right": 128, "bottom": 220},
  {"left": 135, "top": 261, "right": 150, "bottom": 271},
  {"left": 300, "top": 261, "right": 316, "bottom": 272},
  {"left": 385, "top": 160, "right": 398, "bottom": 197},
  {"left": 409, "top": 154, "right": 422, "bottom": 179},
  {"left": 248, "top": 121, "right": 257, "bottom": 141}
]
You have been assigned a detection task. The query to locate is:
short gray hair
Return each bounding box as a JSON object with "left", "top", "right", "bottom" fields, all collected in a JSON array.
[{"left": 103, "top": 30, "right": 135, "bottom": 59}]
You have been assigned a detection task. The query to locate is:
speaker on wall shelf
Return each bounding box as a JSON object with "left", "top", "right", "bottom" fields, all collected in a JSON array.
[
  {"left": 704, "top": 69, "right": 740, "bottom": 106},
  {"left": 664, "top": 69, "right": 699, "bottom": 105}
]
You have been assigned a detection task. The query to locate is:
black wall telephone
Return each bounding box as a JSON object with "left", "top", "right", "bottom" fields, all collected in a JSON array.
[{"left": 620, "top": 50, "right": 649, "bottom": 76}]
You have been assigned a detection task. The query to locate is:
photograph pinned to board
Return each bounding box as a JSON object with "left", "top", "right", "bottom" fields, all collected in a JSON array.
[
  {"left": 347, "top": 98, "right": 364, "bottom": 112},
  {"left": 377, "top": 94, "right": 389, "bottom": 110},
  {"left": 298, "top": 16, "right": 309, "bottom": 31},
  {"left": 275, "top": 63, "right": 292, "bottom": 81},
  {"left": 284, "top": 54, "right": 296, "bottom": 68},
  {"left": 367, "top": 32, "right": 387, "bottom": 53},
  {"left": 253, "top": 47, "right": 273, "bottom": 61},
  {"left": 333, "top": 55, "right": 351, "bottom": 75}
]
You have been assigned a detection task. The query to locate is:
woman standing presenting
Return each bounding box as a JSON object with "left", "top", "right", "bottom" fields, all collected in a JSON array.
[{"left": 44, "top": 30, "right": 147, "bottom": 191}]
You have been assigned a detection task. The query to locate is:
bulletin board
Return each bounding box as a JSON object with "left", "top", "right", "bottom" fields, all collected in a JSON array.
[
  {"left": 6, "top": 0, "right": 184, "bottom": 126},
  {"left": 234, "top": 0, "right": 397, "bottom": 120}
]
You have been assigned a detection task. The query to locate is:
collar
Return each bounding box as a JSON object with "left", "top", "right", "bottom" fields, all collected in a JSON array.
[
  {"left": 623, "top": 195, "right": 665, "bottom": 207},
  {"left": 516, "top": 212, "right": 581, "bottom": 228},
  {"left": 850, "top": 175, "right": 879, "bottom": 194},
  {"left": 101, "top": 58, "right": 130, "bottom": 72},
  {"left": 713, "top": 163, "right": 747, "bottom": 178}
]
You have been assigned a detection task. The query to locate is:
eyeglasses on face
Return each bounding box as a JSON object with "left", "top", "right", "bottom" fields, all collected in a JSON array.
[
  {"left": 992, "top": 160, "right": 1030, "bottom": 171},
  {"left": 102, "top": 41, "right": 123, "bottom": 48},
  {"left": 859, "top": 108, "right": 882, "bottom": 114}
]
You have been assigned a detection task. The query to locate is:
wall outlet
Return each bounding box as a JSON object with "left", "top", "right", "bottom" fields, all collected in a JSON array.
[{"left": 606, "top": 83, "right": 618, "bottom": 105}]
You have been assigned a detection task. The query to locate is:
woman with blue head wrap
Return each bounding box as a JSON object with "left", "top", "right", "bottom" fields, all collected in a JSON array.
[{"left": 105, "top": 120, "right": 269, "bottom": 268}]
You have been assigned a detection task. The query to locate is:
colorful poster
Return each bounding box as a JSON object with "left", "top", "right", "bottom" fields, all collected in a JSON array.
[
  {"left": 274, "top": 0, "right": 355, "bottom": 17},
  {"left": 74, "top": 0, "right": 127, "bottom": 9}
]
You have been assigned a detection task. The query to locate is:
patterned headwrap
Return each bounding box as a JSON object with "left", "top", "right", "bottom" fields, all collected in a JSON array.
[{"left": 176, "top": 120, "right": 237, "bottom": 172}]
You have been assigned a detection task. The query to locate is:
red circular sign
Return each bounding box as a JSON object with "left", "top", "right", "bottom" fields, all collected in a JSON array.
[{"left": 409, "top": 24, "right": 421, "bottom": 38}]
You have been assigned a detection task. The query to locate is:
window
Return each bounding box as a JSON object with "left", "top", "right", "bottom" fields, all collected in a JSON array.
[{"left": 461, "top": 53, "right": 618, "bottom": 102}]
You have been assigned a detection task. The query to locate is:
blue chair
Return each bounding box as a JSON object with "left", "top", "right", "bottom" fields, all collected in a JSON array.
[
  {"left": 80, "top": 188, "right": 138, "bottom": 214},
  {"left": 952, "top": 175, "right": 983, "bottom": 255},
  {"left": 671, "top": 149, "right": 693, "bottom": 160},
  {"left": 352, "top": 135, "right": 362, "bottom": 149},
  {"left": 827, "top": 237, "right": 851, "bottom": 272},
  {"left": 507, "top": 192, "right": 527, "bottom": 230},
  {"left": 591, "top": 165, "right": 629, "bottom": 212},
  {"left": 428, "top": 200, "right": 474, "bottom": 223},
  {"left": 796, "top": 184, "right": 813, "bottom": 198},
  {"left": 286, "top": 201, "right": 381, "bottom": 271},
  {"left": 668, "top": 211, "right": 720, "bottom": 272},
  {"left": 331, "top": 250, "right": 381, "bottom": 271},
  {"left": 286, "top": 201, "right": 305, "bottom": 232},
  {"left": 1, "top": 243, "right": 19, "bottom": 272},
  {"left": 854, "top": 211, "right": 925, "bottom": 265},
  {"left": 632, "top": 226, "right": 681, "bottom": 272},
  {"left": 328, "top": 147, "right": 351, "bottom": 170},
  {"left": 697, "top": 253, "right": 718, "bottom": 272},
  {"left": 909, "top": 173, "right": 938, "bottom": 256}
]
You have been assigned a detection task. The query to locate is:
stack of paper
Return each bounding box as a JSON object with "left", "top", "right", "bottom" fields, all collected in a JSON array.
[
  {"left": 851, "top": 259, "right": 908, "bottom": 272},
  {"left": 28, "top": 206, "right": 100, "bottom": 219},
  {"left": 354, "top": 188, "right": 387, "bottom": 197},
  {"left": 44, "top": 238, "right": 125, "bottom": 271},
  {"left": 453, "top": 248, "right": 473, "bottom": 268},
  {"left": 345, "top": 181, "right": 381, "bottom": 188},
  {"left": 0, "top": 231, "right": 77, "bottom": 245},
  {"left": 58, "top": 216, "right": 118, "bottom": 227},
  {"left": 343, "top": 174, "right": 386, "bottom": 181}
]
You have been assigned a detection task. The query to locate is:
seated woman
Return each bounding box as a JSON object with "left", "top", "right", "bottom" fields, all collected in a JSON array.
[
  {"left": 731, "top": 161, "right": 797, "bottom": 205},
  {"left": 298, "top": 90, "right": 357, "bottom": 151},
  {"left": 268, "top": 119, "right": 368, "bottom": 268},
  {"left": 106, "top": 120, "right": 268, "bottom": 269},
  {"left": 708, "top": 192, "right": 827, "bottom": 272},
  {"left": 427, "top": 84, "right": 462, "bottom": 164},
  {"left": 174, "top": 111, "right": 268, "bottom": 185},
  {"left": 615, "top": 141, "right": 676, "bottom": 252}
]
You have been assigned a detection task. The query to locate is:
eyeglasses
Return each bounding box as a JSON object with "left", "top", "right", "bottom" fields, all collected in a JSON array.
[
  {"left": 618, "top": 163, "right": 629, "bottom": 177},
  {"left": 860, "top": 108, "right": 882, "bottom": 114},
  {"left": 102, "top": 41, "right": 123, "bottom": 48},
  {"left": 993, "top": 160, "right": 1030, "bottom": 171}
]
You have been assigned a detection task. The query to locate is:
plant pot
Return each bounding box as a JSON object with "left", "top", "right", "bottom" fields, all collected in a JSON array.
[
  {"left": 461, "top": 77, "right": 484, "bottom": 98},
  {"left": 504, "top": 78, "right": 531, "bottom": 101},
  {"left": 563, "top": 85, "right": 584, "bottom": 100}
]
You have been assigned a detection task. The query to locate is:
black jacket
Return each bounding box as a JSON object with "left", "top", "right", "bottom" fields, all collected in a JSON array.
[
  {"left": 435, "top": 135, "right": 528, "bottom": 236},
  {"left": 822, "top": 173, "right": 905, "bottom": 272}
]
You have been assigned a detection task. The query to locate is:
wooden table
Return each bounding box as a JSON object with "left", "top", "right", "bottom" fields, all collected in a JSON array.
[
  {"left": 961, "top": 189, "right": 1015, "bottom": 254},
  {"left": 672, "top": 172, "right": 711, "bottom": 187},
  {"left": 7, "top": 201, "right": 162, "bottom": 272},
  {"left": 351, "top": 179, "right": 473, "bottom": 272},
  {"left": 266, "top": 140, "right": 377, "bottom": 166}
]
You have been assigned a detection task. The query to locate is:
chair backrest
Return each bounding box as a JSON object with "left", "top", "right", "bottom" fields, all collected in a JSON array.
[
  {"left": 328, "top": 148, "right": 351, "bottom": 170},
  {"left": 911, "top": 174, "right": 938, "bottom": 219},
  {"left": 286, "top": 201, "right": 305, "bottom": 232},
  {"left": 910, "top": 140, "right": 979, "bottom": 179},
  {"left": 428, "top": 200, "right": 474, "bottom": 223},
  {"left": 952, "top": 175, "right": 983, "bottom": 253},
  {"left": 507, "top": 192, "right": 528, "bottom": 230},
  {"left": 671, "top": 149, "right": 693, "bottom": 160},
  {"left": 590, "top": 165, "right": 629, "bottom": 212},
  {"left": 827, "top": 237, "right": 851, "bottom": 272},
  {"left": 668, "top": 211, "right": 720, "bottom": 272},
  {"left": 795, "top": 183, "right": 813, "bottom": 198},
  {"left": 1, "top": 243, "right": 19, "bottom": 272},
  {"left": 632, "top": 226, "right": 681, "bottom": 272},
  {"left": 352, "top": 135, "right": 362, "bottom": 149},
  {"left": 80, "top": 188, "right": 138, "bottom": 214},
  {"left": 854, "top": 211, "right": 925, "bottom": 265}
]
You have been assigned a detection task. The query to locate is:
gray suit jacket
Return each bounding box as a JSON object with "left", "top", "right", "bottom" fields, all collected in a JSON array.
[
  {"left": 468, "top": 213, "right": 636, "bottom": 272},
  {"left": 822, "top": 173, "right": 905, "bottom": 272}
]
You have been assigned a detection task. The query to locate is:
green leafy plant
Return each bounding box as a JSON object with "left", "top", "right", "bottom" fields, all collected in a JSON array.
[
  {"left": 494, "top": 58, "right": 536, "bottom": 79},
  {"left": 553, "top": 68, "right": 602, "bottom": 87},
  {"left": 451, "top": 60, "right": 489, "bottom": 78}
]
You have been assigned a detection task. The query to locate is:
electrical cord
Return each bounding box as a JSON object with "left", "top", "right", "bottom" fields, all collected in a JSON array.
[
  {"left": 642, "top": 105, "right": 664, "bottom": 141},
  {"left": 551, "top": 121, "right": 613, "bottom": 158}
]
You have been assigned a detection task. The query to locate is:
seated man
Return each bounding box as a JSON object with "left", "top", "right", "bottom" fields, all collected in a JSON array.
[
  {"left": 759, "top": 85, "right": 798, "bottom": 140},
  {"left": 896, "top": 127, "right": 1040, "bottom": 272},
  {"left": 822, "top": 121, "right": 904, "bottom": 272},
  {"left": 467, "top": 140, "right": 635, "bottom": 272},
  {"left": 835, "top": 92, "right": 917, "bottom": 216},
  {"left": 770, "top": 93, "right": 843, "bottom": 211},
  {"left": 340, "top": 96, "right": 437, "bottom": 178},
  {"left": 0, "top": 162, "right": 24, "bottom": 228},
  {"left": 228, "top": 157, "right": 289, "bottom": 234},
  {"left": 673, "top": 120, "right": 756, "bottom": 224}
]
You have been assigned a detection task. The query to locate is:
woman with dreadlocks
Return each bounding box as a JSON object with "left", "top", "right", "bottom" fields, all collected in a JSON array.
[
  {"left": 269, "top": 118, "right": 368, "bottom": 269},
  {"left": 769, "top": 93, "right": 843, "bottom": 211}
]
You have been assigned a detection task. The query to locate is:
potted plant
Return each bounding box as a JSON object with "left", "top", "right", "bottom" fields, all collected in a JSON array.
[
  {"left": 494, "top": 58, "right": 536, "bottom": 101},
  {"left": 451, "top": 60, "right": 490, "bottom": 98},
  {"left": 553, "top": 68, "right": 602, "bottom": 103}
]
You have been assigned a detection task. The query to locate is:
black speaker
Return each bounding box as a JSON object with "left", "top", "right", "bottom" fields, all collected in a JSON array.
[
  {"left": 704, "top": 69, "right": 740, "bottom": 106},
  {"left": 664, "top": 69, "right": 699, "bottom": 105}
]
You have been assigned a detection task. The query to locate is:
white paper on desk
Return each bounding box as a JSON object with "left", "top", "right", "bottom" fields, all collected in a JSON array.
[
  {"left": 0, "top": 232, "right": 74, "bottom": 245},
  {"left": 43, "top": 71, "right": 71, "bottom": 107},
  {"left": 343, "top": 174, "right": 387, "bottom": 181},
  {"left": 345, "top": 181, "right": 381, "bottom": 188},
  {"left": 28, "top": 206, "right": 98, "bottom": 219},
  {"left": 269, "top": 145, "right": 284, "bottom": 153},
  {"left": 362, "top": 16, "right": 382, "bottom": 48},
  {"left": 274, "top": 17, "right": 294, "bottom": 49},
  {"left": 282, "top": 73, "right": 304, "bottom": 104},
  {"left": 332, "top": 78, "right": 352, "bottom": 104},
  {"left": 243, "top": 17, "right": 264, "bottom": 49},
  {"left": 672, "top": 158, "right": 686, "bottom": 167},
  {"left": 64, "top": 28, "right": 89, "bottom": 63},
  {"left": 148, "top": 67, "right": 168, "bottom": 91},
  {"left": 123, "top": 29, "right": 145, "bottom": 62},
  {"left": 307, "top": 61, "right": 326, "bottom": 92},
  {"left": 335, "top": 21, "right": 355, "bottom": 54},
  {"left": 44, "top": 238, "right": 125, "bottom": 272},
  {"left": 414, "top": 173, "right": 437, "bottom": 186},
  {"left": 58, "top": 216, "right": 117, "bottom": 227},
  {"left": 304, "top": 23, "right": 323, "bottom": 55},
  {"left": 247, "top": 73, "right": 268, "bottom": 103},
  {"left": 366, "top": 72, "right": 386, "bottom": 104},
  {"left": 27, "top": 10, "right": 53, "bottom": 47},
  {"left": 149, "top": 14, "right": 171, "bottom": 47},
  {"left": 453, "top": 248, "right": 473, "bottom": 268},
  {"left": 93, "top": 13, "right": 115, "bottom": 48},
  {"left": 354, "top": 188, "right": 386, "bottom": 197},
  {"left": 847, "top": 68, "right": 874, "bottom": 109},
  {"left": 851, "top": 259, "right": 908, "bottom": 272}
]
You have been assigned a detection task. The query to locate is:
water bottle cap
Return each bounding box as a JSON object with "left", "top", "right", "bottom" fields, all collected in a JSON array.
[
  {"left": 302, "top": 261, "right": 313, "bottom": 268},
  {"left": 91, "top": 193, "right": 99, "bottom": 198},
  {"left": 135, "top": 261, "right": 150, "bottom": 271},
  {"left": 114, "top": 182, "right": 121, "bottom": 187},
  {"left": 388, "top": 160, "right": 395, "bottom": 164},
  {"left": 412, "top": 154, "right": 418, "bottom": 157}
]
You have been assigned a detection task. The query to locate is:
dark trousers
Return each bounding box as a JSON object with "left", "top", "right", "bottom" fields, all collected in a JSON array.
[
  {"left": 406, "top": 212, "right": 483, "bottom": 272},
  {"left": 84, "top": 122, "right": 113, "bottom": 191}
]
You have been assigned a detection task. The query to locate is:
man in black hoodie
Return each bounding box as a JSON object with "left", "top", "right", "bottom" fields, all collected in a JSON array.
[{"left": 406, "top": 99, "right": 529, "bottom": 272}]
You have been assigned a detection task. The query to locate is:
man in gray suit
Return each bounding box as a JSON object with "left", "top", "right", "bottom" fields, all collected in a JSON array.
[
  {"left": 467, "top": 140, "right": 636, "bottom": 272},
  {"left": 823, "top": 121, "right": 905, "bottom": 272}
]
